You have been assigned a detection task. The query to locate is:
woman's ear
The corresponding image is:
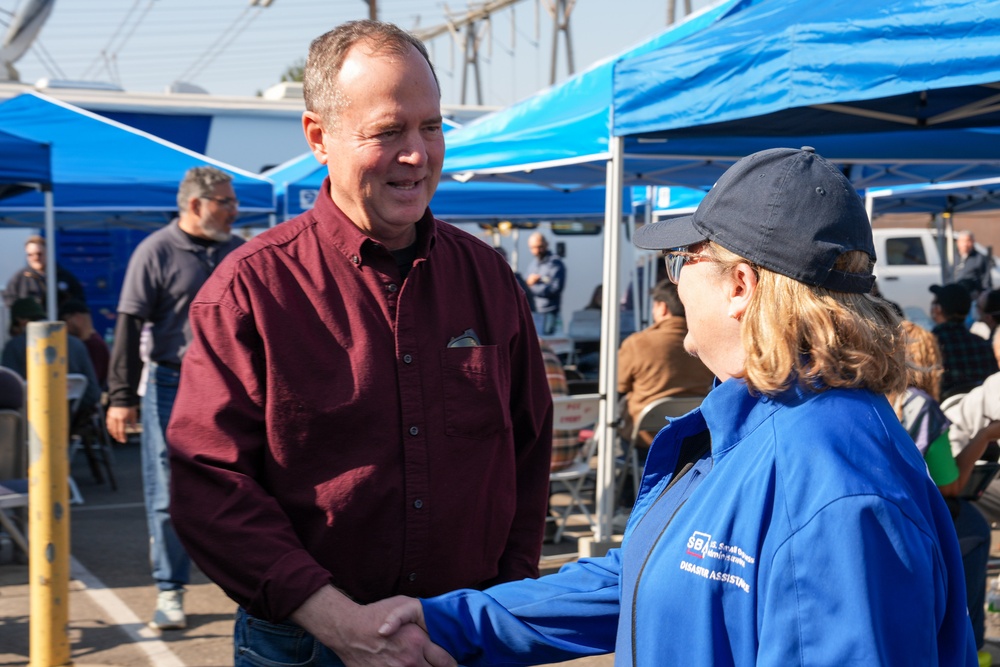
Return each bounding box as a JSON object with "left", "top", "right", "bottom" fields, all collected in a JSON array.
[{"left": 727, "top": 262, "right": 758, "bottom": 320}]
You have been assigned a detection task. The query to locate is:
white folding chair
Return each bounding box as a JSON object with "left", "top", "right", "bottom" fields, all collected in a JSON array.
[
  {"left": 65, "top": 373, "right": 90, "bottom": 505},
  {"left": 0, "top": 368, "right": 29, "bottom": 558},
  {"left": 620, "top": 396, "right": 704, "bottom": 504},
  {"left": 0, "top": 476, "right": 28, "bottom": 557},
  {"left": 548, "top": 393, "right": 600, "bottom": 543}
]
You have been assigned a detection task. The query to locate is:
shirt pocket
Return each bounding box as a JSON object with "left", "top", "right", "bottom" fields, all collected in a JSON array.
[{"left": 440, "top": 345, "right": 511, "bottom": 440}]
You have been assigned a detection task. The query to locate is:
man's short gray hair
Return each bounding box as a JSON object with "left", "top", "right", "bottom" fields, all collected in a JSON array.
[
  {"left": 177, "top": 166, "right": 233, "bottom": 212},
  {"left": 303, "top": 20, "right": 439, "bottom": 124}
]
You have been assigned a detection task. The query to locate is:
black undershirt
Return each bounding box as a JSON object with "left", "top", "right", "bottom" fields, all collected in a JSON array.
[{"left": 391, "top": 242, "right": 419, "bottom": 281}]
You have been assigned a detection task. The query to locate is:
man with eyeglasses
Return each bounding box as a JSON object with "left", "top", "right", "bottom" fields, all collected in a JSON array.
[
  {"left": 106, "top": 165, "right": 244, "bottom": 631},
  {"left": 2, "top": 234, "right": 86, "bottom": 310}
]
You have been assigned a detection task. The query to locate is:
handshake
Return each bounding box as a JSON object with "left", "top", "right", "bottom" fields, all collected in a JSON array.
[{"left": 290, "top": 586, "right": 457, "bottom": 667}]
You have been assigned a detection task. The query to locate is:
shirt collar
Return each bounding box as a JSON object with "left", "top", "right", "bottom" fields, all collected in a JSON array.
[{"left": 311, "top": 176, "right": 437, "bottom": 265}]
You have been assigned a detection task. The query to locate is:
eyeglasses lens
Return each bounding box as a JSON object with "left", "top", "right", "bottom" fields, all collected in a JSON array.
[{"left": 664, "top": 252, "right": 686, "bottom": 284}]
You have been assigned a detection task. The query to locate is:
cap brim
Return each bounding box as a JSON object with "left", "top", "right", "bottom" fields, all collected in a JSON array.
[{"left": 633, "top": 214, "right": 707, "bottom": 251}]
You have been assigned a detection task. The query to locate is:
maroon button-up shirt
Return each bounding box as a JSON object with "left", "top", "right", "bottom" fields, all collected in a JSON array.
[{"left": 167, "top": 183, "right": 552, "bottom": 622}]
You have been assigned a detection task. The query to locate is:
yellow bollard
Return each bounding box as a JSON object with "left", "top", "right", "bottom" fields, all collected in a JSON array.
[{"left": 26, "top": 321, "right": 72, "bottom": 667}]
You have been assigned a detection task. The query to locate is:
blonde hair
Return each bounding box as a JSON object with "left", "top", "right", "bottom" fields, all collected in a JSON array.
[
  {"left": 898, "top": 320, "right": 944, "bottom": 401},
  {"left": 704, "top": 242, "right": 905, "bottom": 396}
]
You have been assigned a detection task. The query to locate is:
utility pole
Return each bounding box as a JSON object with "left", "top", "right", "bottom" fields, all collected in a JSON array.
[
  {"left": 412, "top": 0, "right": 576, "bottom": 99},
  {"left": 362, "top": 0, "right": 377, "bottom": 20},
  {"left": 458, "top": 20, "right": 487, "bottom": 105},
  {"left": 666, "top": 0, "right": 692, "bottom": 25},
  {"left": 543, "top": 0, "right": 575, "bottom": 85}
]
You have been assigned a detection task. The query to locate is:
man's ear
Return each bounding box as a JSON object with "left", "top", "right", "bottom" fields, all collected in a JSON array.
[
  {"left": 728, "top": 262, "right": 758, "bottom": 320},
  {"left": 303, "top": 111, "right": 330, "bottom": 165},
  {"left": 187, "top": 195, "right": 203, "bottom": 217}
]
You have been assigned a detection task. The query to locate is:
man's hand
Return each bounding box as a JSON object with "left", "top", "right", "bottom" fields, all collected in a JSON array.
[
  {"left": 526, "top": 273, "right": 542, "bottom": 286},
  {"left": 106, "top": 405, "right": 138, "bottom": 443},
  {"left": 378, "top": 596, "right": 427, "bottom": 637},
  {"left": 291, "top": 586, "right": 455, "bottom": 667}
]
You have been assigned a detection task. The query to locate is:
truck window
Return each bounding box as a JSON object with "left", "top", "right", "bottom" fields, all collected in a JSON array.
[{"left": 886, "top": 237, "right": 928, "bottom": 266}]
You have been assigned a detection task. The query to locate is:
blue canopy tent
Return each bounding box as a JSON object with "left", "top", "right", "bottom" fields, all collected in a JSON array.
[
  {"left": 263, "top": 152, "right": 628, "bottom": 222},
  {"left": 614, "top": 0, "right": 1000, "bottom": 140},
  {"left": 0, "top": 127, "right": 50, "bottom": 196},
  {"left": 441, "top": 0, "right": 750, "bottom": 186},
  {"left": 0, "top": 92, "right": 275, "bottom": 230},
  {"left": 592, "top": 0, "right": 1000, "bottom": 541},
  {"left": 611, "top": 0, "right": 1000, "bottom": 189}
]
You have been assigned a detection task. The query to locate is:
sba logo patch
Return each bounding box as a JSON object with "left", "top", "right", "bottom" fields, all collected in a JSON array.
[{"left": 686, "top": 531, "right": 711, "bottom": 558}]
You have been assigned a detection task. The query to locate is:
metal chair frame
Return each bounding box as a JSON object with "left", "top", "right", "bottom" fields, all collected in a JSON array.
[
  {"left": 619, "top": 395, "right": 705, "bottom": 504},
  {"left": 548, "top": 393, "right": 600, "bottom": 543}
]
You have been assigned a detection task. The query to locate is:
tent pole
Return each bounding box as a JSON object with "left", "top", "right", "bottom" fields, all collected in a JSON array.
[
  {"left": 944, "top": 212, "right": 956, "bottom": 282},
  {"left": 588, "top": 135, "right": 624, "bottom": 554},
  {"left": 44, "top": 188, "right": 56, "bottom": 321}
]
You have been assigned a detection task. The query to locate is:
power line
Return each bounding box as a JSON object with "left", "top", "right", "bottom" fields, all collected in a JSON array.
[
  {"left": 30, "top": 38, "right": 66, "bottom": 79},
  {"left": 174, "top": 4, "right": 271, "bottom": 85},
  {"left": 79, "top": 0, "right": 141, "bottom": 79}
]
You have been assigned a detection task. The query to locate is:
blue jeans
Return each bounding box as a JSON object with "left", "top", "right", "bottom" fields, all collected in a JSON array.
[
  {"left": 141, "top": 363, "right": 191, "bottom": 591},
  {"left": 234, "top": 608, "right": 346, "bottom": 667}
]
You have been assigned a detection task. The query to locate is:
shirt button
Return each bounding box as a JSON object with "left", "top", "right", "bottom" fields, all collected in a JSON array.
[
  {"left": 403, "top": 354, "right": 413, "bottom": 364},
  {"left": 387, "top": 283, "right": 398, "bottom": 293},
  {"left": 350, "top": 254, "right": 360, "bottom": 265},
  {"left": 413, "top": 499, "right": 423, "bottom": 509},
  {"left": 409, "top": 426, "right": 419, "bottom": 436},
  {"left": 408, "top": 572, "right": 417, "bottom": 582}
]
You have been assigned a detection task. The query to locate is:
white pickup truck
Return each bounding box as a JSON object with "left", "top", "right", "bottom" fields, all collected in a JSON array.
[{"left": 872, "top": 228, "right": 1000, "bottom": 329}]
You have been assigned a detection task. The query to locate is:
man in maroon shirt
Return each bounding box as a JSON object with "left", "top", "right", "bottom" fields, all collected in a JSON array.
[{"left": 167, "top": 20, "right": 552, "bottom": 667}]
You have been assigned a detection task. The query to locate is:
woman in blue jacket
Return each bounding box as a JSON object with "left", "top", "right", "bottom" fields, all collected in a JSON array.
[{"left": 380, "top": 148, "right": 976, "bottom": 666}]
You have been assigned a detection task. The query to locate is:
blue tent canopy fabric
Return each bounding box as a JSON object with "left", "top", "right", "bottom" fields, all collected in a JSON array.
[
  {"left": 437, "top": 0, "right": 1000, "bottom": 191},
  {"left": 440, "top": 0, "right": 748, "bottom": 181},
  {"left": 612, "top": 0, "right": 1000, "bottom": 139},
  {"left": 0, "top": 127, "right": 50, "bottom": 189},
  {"left": 0, "top": 92, "right": 274, "bottom": 228}
]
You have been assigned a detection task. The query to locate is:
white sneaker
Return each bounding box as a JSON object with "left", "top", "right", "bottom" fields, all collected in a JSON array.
[{"left": 150, "top": 589, "right": 186, "bottom": 630}]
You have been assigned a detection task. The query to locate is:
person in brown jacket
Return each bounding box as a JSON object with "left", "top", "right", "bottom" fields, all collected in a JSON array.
[{"left": 618, "top": 279, "right": 715, "bottom": 447}]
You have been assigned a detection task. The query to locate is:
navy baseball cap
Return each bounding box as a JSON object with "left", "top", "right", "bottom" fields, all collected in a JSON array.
[
  {"left": 930, "top": 283, "right": 971, "bottom": 317},
  {"left": 634, "top": 147, "right": 876, "bottom": 293}
]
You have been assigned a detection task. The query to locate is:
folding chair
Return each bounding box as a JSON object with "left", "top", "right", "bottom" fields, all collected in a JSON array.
[
  {"left": 0, "top": 406, "right": 29, "bottom": 558},
  {"left": 619, "top": 396, "right": 704, "bottom": 505},
  {"left": 66, "top": 373, "right": 90, "bottom": 504},
  {"left": 548, "top": 393, "right": 600, "bottom": 543}
]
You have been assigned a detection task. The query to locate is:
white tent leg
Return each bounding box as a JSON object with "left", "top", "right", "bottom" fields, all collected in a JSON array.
[{"left": 587, "top": 135, "right": 624, "bottom": 553}]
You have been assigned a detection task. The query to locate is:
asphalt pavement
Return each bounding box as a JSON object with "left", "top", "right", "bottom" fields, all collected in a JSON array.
[{"left": 0, "top": 438, "right": 613, "bottom": 667}]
